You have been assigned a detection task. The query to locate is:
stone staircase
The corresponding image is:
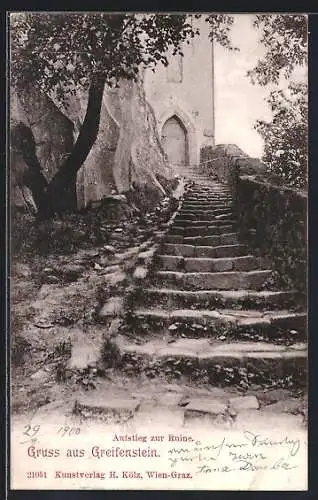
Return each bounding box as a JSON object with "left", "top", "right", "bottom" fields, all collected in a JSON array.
[{"left": 119, "top": 177, "right": 307, "bottom": 391}]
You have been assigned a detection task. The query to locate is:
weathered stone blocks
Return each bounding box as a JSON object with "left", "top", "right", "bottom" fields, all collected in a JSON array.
[
  {"left": 155, "top": 270, "right": 272, "bottom": 291},
  {"left": 99, "top": 296, "right": 124, "bottom": 319},
  {"left": 229, "top": 395, "right": 259, "bottom": 412}
]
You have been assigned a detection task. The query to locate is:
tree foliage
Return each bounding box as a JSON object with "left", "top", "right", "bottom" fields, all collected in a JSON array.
[
  {"left": 249, "top": 14, "right": 307, "bottom": 189},
  {"left": 255, "top": 82, "right": 307, "bottom": 188},
  {"left": 248, "top": 14, "right": 307, "bottom": 86},
  {"left": 205, "top": 14, "right": 238, "bottom": 51},
  {"left": 11, "top": 13, "right": 196, "bottom": 106}
]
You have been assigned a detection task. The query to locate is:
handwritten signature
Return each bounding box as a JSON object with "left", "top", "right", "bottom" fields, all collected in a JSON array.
[
  {"left": 168, "top": 430, "right": 301, "bottom": 472},
  {"left": 196, "top": 457, "right": 297, "bottom": 475}
]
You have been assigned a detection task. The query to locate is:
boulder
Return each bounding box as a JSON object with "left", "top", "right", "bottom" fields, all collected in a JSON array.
[
  {"left": 99, "top": 296, "right": 124, "bottom": 319},
  {"left": 10, "top": 75, "right": 172, "bottom": 212},
  {"left": 102, "top": 245, "right": 116, "bottom": 255},
  {"left": 106, "top": 271, "right": 127, "bottom": 288},
  {"left": 229, "top": 395, "right": 259, "bottom": 412},
  {"left": 185, "top": 398, "right": 227, "bottom": 416},
  {"left": 133, "top": 266, "right": 148, "bottom": 280}
]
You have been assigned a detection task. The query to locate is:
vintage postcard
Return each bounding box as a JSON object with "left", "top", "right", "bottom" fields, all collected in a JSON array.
[{"left": 9, "top": 12, "right": 308, "bottom": 491}]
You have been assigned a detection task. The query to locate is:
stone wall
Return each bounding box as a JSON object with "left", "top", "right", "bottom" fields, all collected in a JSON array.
[
  {"left": 10, "top": 76, "right": 173, "bottom": 212},
  {"left": 199, "top": 144, "right": 256, "bottom": 184},
  {"left": 205, "top": 145, "right": 307, "bottom": 294},
  {"left": 199, "top": 145, "right": 230, "bottom": 183}
]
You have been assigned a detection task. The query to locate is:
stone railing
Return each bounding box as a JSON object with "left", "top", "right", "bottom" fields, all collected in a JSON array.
[
  {"left": 200, "top": 144, "right": 249, "bottom": 183},
  {"left": 202, "top": 144, "right": 307, "bottom": 295}
]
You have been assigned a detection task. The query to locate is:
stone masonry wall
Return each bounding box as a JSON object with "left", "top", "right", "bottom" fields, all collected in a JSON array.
[
  {"left": 199, "top": 145, "right": 230, "bottom": 183},
  {"left": 202, "top": 144, "right": 307, "bottom": 295},
  {"left": 199, "top": 144, "right": 256, "bottom": 184}
]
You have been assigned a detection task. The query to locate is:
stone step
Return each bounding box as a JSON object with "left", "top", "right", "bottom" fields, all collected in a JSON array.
[
  {"left": 183, "top": 178, "right": 217, "bottom": 183},
  {"left": 156, "top": 255, "right": 260, "bottom": 272},
  {"left": 165, "top": 233, "right": 239, "bottom": 245},
  {"left": 169, "top": 225, "right": 234, "bottom": 236},
  {"left": 154, "top": 269, "right": 272, "bottom": 290},
  {"left": 176, "top": 217, "right": 235, "bottom": 225},
  {"left": 186, "top": 188, "right": 231, "bottom": 192},
  {"left": 187, "top": 190, "right": 230, "bottom": 193},
  {"left": 187, "top": 184, "right": 230, "bottom": 189},
  {"left": 187, "top": 189, "right": 231, "bottom": 194},
  {"left": 174, "top": 218, "right": 237, "bottom": 227},
  {"left": 177, "top": 173, "right": 209, "bottom": 177},
  {"left": 180, "top": 174, "right": 223, "bottom": 179},
  {"left": 180, "top": 204, "right": 233, "bottom": 210},
  {"left": 138, "top": 288, "right": 302, "bottom": 311},
  {"left": 183, "top": 196, "right": 232, "bottom": 201},
  {"left": 182, "top": 203, "right": 233, "bottom": 211},
  {"left": 186, "top": 192, "right": 232, "bottom": 197},
  {"left": 183, "top": 203, "right": 232, "bottom": 209},
  {"left": 179, "top": 209, "right": 233, "bottom": 217},
  {"left": 185, "top": 197, "right": 233, "bottom": 203},
  {"left": 131, "top": 307, "right": 307, "bottom": 341},
  {"left": 186, "top": 189, "right": 231, "bottom": 193},
  {"left": 165, "top": 235, "right": 184, "bottom": 244},
  {"left": 215, "top": 213, "right": 236, "bottom": 220},
  {"left": 176, "top": 214, "right": 235, "bottom": 223},
  {"left": 188, "top": 189, "right": 231, "bottom": 192},
  {"left": 186, "top": 191, "right": 231, "bottom": 195},
  {"left": 184, "top": 194, "right": 232, "bottom": 199},
  {"left": 114, "top": 335, "right": 307, "bottom": 390},
  {"left": 186, "top": 233, "right": 239, "bottom": 245},
  {"left": 161, "top": 243, "right": 247, "bottom": 258}
]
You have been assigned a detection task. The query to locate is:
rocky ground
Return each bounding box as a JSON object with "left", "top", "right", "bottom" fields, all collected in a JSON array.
[{"left": 11, "top": 191, "right": 178, "bottom": 416}]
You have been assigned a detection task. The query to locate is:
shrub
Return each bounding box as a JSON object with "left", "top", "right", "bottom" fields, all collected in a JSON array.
[{"left": 255, "top": 82, "right": 307, "bottom": 189}]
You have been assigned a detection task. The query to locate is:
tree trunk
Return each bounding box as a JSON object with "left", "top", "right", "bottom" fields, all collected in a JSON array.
[
  {"left": 38, "top": 74, "right": 107, "bottom": 219},
  {"left": 23, "top": 167, "right": 48, "bottom": 210},
  {"left": 10, "top": 122, "right": 49, "bottom": 211}
]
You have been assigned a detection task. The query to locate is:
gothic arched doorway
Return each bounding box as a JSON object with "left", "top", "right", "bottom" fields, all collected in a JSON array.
[{"left": 161, "top": 115, "right": 189, "bottom": 168}]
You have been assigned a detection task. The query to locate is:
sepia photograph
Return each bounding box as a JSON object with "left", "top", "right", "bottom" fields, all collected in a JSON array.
[{"left": 9, "top": 11, "right": 308, "bottom": 490}]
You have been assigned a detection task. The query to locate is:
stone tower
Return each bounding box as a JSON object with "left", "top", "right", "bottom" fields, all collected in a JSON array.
[{"left": 144, "top": 16, "right": 215, "bottom": 173}]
